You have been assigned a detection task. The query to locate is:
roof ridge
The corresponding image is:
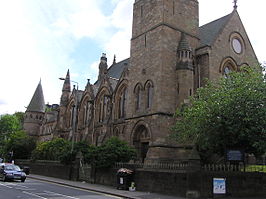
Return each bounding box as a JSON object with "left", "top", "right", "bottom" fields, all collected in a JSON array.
[
  {"left": 107, "top": 57, "right": 130, "bottom": 71},
  {"left": 199, "top": 13, "right": 231, "bottom": 28},
  {"left": 199, "top": 12, "right": 233, "bottom": 47}
]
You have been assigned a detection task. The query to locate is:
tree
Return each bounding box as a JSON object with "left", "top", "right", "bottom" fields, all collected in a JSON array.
[
  {"left": 3, "top": 130, "right": 36, "bottom": 160},
  {"left": 92, "top": 137, "right": 137, "bottom": 168},
  {"left": 0, "top": 114, "right": 21, "bottom": 135},
  {"left": 172, "top": 67, "right": 266, "bottom": 162},
  {"left": 31, "top": 138, "right": 71, "bottom": 161},
  {"left": 32, "top": 137, "right": 136, "bottom": 168},
  {"left": 13, "top": 112, "right": 25, "bottom": 128},
  {"left": 0, "top": 114, "right": 21, "bottom": 157}
]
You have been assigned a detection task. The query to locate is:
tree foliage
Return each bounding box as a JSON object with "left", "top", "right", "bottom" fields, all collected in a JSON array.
[
  {"left": 172, "top": 67, "right": 266, "bottom": 161},
  {"left": 32, "top": 138, "right": 71, "bottom": 161},
  {"left": 32, "top": 136, "right": 136, "bottom": 168},
  {"left": 88, "top": 137, "right": 137, "bottom": 168},
  {"left": 0, "top": 113, "right": 24, "bottom": 158},
  {"left": 3, "top": 130, "right": 36, "bottom": 160},
  {"left": 0, "top": 114, "right": 21, "bottom": 135}
]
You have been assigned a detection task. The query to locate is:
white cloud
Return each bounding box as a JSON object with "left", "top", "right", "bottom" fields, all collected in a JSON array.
[{"left": 103, "top": 0, "right": 133, "bottom": 63}]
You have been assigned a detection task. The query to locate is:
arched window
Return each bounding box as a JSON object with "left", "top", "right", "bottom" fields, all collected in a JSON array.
[
  {"left": 98, "top": 94, "right": 109, "bottom": 122},
  {"left": 118, "top": 88, "right": 127, "bottom": 118},
  {"left": 146, "top": 83, "right": 153, "bottom": 109},
  {"left": 83, "top": 105, "right": 87, "bottom": 125},
  {"left": 114, "top": 128, "right": 119, "bottom": 137},
  {"left": 136, "top": 87, "right": 141, "bottom": 110},
  {"left": 223, "top": 66, "right": 231, "bottom": 78},
  {"left": 99, "top": 97, "right": 103, "bottom": 122},
  {"left": 145, "top": 80, "right": 153, "bottom": 109},
  {"left": 67, "top": 103, "right": 75, "bottom": 128},
  {"left": 220, "top": 57, "right": 238, "bottom": 78},
  {"left": 134, "top": 83, "right": 143, "bottom": 111}
]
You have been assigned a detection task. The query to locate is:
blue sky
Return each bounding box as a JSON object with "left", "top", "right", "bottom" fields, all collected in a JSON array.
[{"left": 0, "top": 0, "right": 265, "bottom": 114}]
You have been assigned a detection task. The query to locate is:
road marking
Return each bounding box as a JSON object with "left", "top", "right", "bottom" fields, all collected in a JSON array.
[
  {"left": 0, "top": 183, "right": 13, "bottom": 188},
  {"left": 44, "top": 190, "right": 80, "bottom": 199},
  {"left": 22, "top": 191, "right": 48, "bottom": 199},
  {"left": 32, "top": 179, "right": 123, "bottom": 199}
]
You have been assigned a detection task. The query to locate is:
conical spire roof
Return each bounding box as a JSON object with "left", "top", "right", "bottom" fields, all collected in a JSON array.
[
  {"left": 27, "top": 80, "right": 45, "bottom": 113},
  {"left": 177, "top": 33, "right": 191, "bottom": 51}
]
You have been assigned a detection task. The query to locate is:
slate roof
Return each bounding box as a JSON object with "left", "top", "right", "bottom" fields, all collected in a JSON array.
[
  {"left": 107, "top": 58, "right": 130, "bottom": 79},
  {"left": 178, "top": 33, "right": 191, "bottom": 51},
  {"left": 92, "top": 58, "right": 130, "bottom": 95},
  {"left": 199, "top": 13, "right": 232, "bottom": 47},
  {"left": 27, "top": 81, "right": 45, "bottom": 113}
]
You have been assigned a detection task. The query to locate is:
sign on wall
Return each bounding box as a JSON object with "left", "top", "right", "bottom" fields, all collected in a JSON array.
[
  {"left": 213, "top": 178, "right": 226, "bottom": 194},
  {"left": 226, "top": 149, "right": 244, "bottom": 162}
]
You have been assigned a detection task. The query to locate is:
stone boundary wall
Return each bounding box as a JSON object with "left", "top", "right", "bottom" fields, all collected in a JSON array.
[
  {"left": 15, "top": 159, "right": 74, "bottom": 180},
  {"left": 16, "top": 160, "right": 266, "bottom": 198}
]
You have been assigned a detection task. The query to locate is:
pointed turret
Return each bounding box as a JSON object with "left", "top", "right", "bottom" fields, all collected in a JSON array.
[
  {"left": 26, "top": 80, "right": 45, "bottom": 113},
  {"left": 98, "top": 53, "right": 108, "bottom": 80},
  {"left": 176, "top": 33, "right": 193, "bottom": 70},
  {"left": 176, "top": 33, "right": 194, "bottom": 106},
  {"left": 60, "top": 69, "right": 71, "bottom": 106},
  {"left": 23, "top": 80, "right": 45, "bottom": 137}
]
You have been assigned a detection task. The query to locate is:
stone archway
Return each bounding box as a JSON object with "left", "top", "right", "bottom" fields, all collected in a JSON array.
[{"left": 132, "top": 125, "right": 151, "bottom": 163}]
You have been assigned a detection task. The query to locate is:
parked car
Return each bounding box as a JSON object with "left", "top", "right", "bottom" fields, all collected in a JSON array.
[{"left": 0, "top": 163, "right": 26, "bottom": 182}]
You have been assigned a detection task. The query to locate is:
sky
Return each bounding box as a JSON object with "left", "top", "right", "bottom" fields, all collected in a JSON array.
[{"left": 0, "top": 0, "right": 265, "bottom": 115}]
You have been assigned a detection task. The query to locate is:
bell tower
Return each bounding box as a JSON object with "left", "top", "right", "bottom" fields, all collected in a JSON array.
[
  {"left": 127, "top": 0, "right": 199, "bottom": 163},
  {"left": 129, "top": 0, "right": 199, "bottom": 114}
]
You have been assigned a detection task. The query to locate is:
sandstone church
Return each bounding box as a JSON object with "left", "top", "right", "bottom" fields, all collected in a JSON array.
[{"left": 23, "top": 0, "right": 258, "bottom": 163}]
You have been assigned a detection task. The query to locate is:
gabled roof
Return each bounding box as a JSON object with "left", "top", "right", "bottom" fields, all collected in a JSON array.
[
  {"left": 199, "top": 13, "right": 232, "bottom": 47},
  {"left": 27, "top": 81, "right": 45, "bottom": 113},
  {"left": 92, "top": 58, "right": 130, "bottom": 96},
  {"left": 107, "top": 58, "right": 130, "bottom": 79}
]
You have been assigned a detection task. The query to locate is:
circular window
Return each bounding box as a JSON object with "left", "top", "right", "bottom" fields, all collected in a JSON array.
[{"left": 232, "top": 38, "right": 242, "bottom": 54}]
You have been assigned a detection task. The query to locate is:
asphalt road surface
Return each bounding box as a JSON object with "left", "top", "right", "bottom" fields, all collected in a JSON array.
[{"left": 0, "top": 178, "right": 123, "bottom": 199}]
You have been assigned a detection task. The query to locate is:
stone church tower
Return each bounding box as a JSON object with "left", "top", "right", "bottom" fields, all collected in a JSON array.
[
  {"left": 125, "top": 0, "right": 200, "bottom": 162},
  {"left": 23, "top": 81, "right": 45, "bottom": 137}
]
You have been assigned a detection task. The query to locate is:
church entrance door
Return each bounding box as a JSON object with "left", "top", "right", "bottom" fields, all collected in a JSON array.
[{"left": 133, "top": 125, "right": 150, "bottom": 163}]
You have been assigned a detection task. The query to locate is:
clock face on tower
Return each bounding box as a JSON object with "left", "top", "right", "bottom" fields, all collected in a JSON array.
[{"left": 232, "top": 38, "right": 242, "bottom": 54}]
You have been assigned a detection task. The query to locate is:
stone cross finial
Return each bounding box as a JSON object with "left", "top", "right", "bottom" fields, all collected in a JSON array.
[{"left": 233, "top": 0, "right": 238, "bottom": 9}]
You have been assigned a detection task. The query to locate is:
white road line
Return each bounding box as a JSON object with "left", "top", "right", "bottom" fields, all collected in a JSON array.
[
  {"left": 22, "top": 191, "right": 48, "bottom": 199},
  {"left": 44, "top": 190, "right": 80, "bottom": 199},
  {"left": 0, "top": 183, "right": 13, "bottom": 188},
  {"left": 15, "top": 187, "right": 36, "bottom": 191}
]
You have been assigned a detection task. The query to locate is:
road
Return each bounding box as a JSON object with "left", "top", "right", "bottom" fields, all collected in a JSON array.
[{"left": 0, "top": 178, "right": 123, "bottom": 199}]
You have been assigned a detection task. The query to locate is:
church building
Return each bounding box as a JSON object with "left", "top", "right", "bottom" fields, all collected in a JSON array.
[{"left": 24, "top": 0, "right": 258, "bottom": 163}]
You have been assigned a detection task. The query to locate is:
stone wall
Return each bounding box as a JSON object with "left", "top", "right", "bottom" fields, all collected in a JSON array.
[
  {"left": 16, "top": 160, "right": 74, "bottom": 180},
  {"left": 16, "top": 160, "right": 266, "bottom": 198}
]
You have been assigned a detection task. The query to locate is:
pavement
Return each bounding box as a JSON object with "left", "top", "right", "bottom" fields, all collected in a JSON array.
[
  {"left": 28, "top": 174, "right": 183, "bottom": 199},
  {"left": 28, "top": 174, "right": 265, "bottom": 199}
]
